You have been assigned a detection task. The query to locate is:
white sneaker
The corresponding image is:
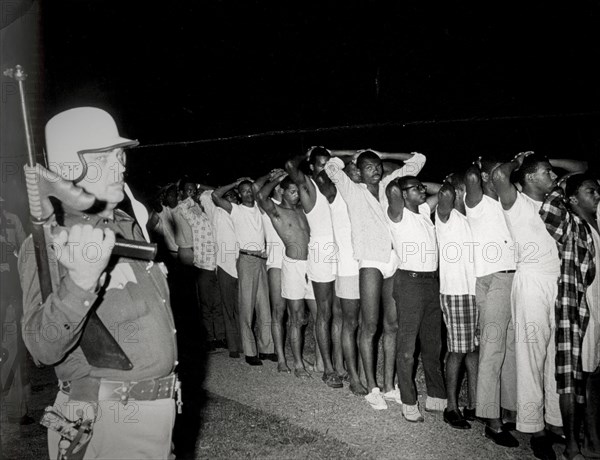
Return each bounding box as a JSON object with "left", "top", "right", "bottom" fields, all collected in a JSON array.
[
  {"left": 365, "top": 388, "right": 388, "bottom": 410},
  {"left": 382, "top": 384, "right": 402, "bottom": 406},
  {"left": 425, "top": 396, "right": 448, "bottom": 413},
  {"left": 402, "top": 403, "right": 424, "bottom": 422}
]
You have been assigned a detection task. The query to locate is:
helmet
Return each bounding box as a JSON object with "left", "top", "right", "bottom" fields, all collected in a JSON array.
[{"left": 45, "top": 107, "right": 139, "bottom": 182}]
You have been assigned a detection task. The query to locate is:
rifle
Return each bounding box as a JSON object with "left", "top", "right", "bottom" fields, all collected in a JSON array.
[{"left": 3, "top": 65, "right": 157, "bottom": 370}]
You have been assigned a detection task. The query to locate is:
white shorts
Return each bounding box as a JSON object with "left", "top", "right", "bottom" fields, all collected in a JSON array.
[
  {"left": 282, "top": 257, "right": 315, "bottom": 300},
  {"left": 336, "top": 275, "right": 360, "bottom": 300},
  {"left": 307, "top": 235, "right": 336, "bottom": 283},
  {"left": 359, "top": 252, "right": 398, "bottom": 279}
]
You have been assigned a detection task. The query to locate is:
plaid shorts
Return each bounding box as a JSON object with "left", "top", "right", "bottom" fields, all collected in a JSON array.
[{"left": 440, "top": 294, "right": 479, "bottom": 353}]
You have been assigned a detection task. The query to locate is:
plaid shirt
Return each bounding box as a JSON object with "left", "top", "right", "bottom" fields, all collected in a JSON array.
[
  {"left": 178, "top": 197, "right": 217, "bottom": 271},
  {"left": 540, "top": 187, "right": 596, "bottom": 402}
]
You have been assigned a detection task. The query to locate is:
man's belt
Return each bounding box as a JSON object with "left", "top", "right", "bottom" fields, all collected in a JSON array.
[
  {"left": 399, "top": 269, "right": 438, "bottom": 279},
  {"left": 495, "top": 269, "right": 516, "bottom": 274},
  {"left": 239, "top": 249, "right": 267, "bottom": 259},
  {"left": 60, "top": 374, "right": 182, "bottom": 409}
]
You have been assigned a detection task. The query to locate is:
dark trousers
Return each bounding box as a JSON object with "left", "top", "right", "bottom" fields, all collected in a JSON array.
[
  {"left": 394, "top": 270, "right": 446, "bottom": 405},
  {"left": 196, "top": 268, "right": 225, "bottom": 342},
  {"left": 216, "top": 267, "right": 242, "bottom": 353}
]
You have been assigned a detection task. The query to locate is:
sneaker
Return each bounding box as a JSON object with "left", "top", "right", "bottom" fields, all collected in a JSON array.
[
  {"left": 382, "top": 384, "right": 402, "bottom": 406},
  {"left": 365, "top": 388, "right": 388, "bottom": 410},
  {"left": 425, "top": 396, "right": 448, "bottom": 413},
  {"left": 402, "top": 403, "right": 424, "bottom": 422}
]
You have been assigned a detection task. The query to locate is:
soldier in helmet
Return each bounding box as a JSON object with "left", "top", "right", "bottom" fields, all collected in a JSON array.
[{"left": 18, "top": 107, "right": 179, "bottom": 459}]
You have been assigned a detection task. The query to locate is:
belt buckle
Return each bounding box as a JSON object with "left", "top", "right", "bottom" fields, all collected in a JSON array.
[{"left": 409, "top": 272, "right": 418, "bottom": 278}]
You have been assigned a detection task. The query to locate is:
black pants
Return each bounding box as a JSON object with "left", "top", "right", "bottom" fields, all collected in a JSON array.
[{"left": 216, "top": 267, "right": 242, "bottom": 353}]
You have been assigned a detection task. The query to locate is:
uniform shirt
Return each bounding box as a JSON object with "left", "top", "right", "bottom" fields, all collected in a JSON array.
[
  {"left": 230, "top": 202, "right": 266, "bottom": 252},
  {"left": 435, "top": 208, "right": 476, "bottom": 295},
  {"left": 389, "top": 203, "right": 438, "bottom": 272},
  {"left": 504, "top": 192, "right": 560, "bottom": 276},
  {"left": 200, "top": 191, "right": 238, "bottom": 278},
  {"left": 18, "top": 209, "right": 178, "bottom": 383},
  {"left": 465, "top": 194, "right": 516, "bottom": 277},
  {"left": 324, "top": 153, "right": 426, "bottom": 263},
  {"left": 176, "top": 197, "right": 217, "bottom": 271}
]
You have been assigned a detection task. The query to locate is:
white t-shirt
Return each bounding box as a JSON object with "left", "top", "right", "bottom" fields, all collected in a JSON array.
[
  {"left": 436, "top": 209, "right": 476, "bottom": 295},
  {"left": 156, "top": 206, "right": 178, "bottom": 253},
  {"left": 503, "top": 192, "right": 560, "bottom": 276},
  {"left": 330, "top": 193, "right": 359, "bottom": 277},
  {"left": 465, "top": 194, "right": 517, "bottom": 277},
  {"left": 230, "top": 202, "right": 266, "bottom": 252},
  {"left": 389, "top": 203, "right": 438, "bottom": 272},
  {"left": 200, "top": 191, "right": 238, "bottom": 278},
  {"left": 583, "top": 226, "right": 600, "bottom": 372}
]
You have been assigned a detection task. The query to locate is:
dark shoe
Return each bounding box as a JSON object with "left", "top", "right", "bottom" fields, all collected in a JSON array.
[
  {"left": 245, "top": 355, "right": 263, "bottom": 366},
  {"left": 229, "top": 351, "right": 241, "bottom": 358},
  {"left": 258, "top": 353, "right": 278, "bottom": 362},
  {"left": 531, "top": 435, "right": 556, "bottom": 460},
  {"left": 444, "top": 409, "right": 471, "bottom": 429},
  {"left": 19, "top": 415, "right": 36, "bottom": 425},
  {"left": 546, "top": 429, "right": 566, "bottom": 445},
  {"left": 322, "top": 372, "right": 343, "bottom": 388},
  {"left": 462, "top": 407, "right": 476, "bottom": 421},
  {"left": 485, "top": 426, "right": 519, "bottom": 448},
  {"left": 214, "top": 339, "right": 227, "bottom": 349},
  {"left": 502, "top": 421, "right": 517, "bottom": 432},
  {"left": 206, "top": 341, "right": 216, "bottom": 352}
]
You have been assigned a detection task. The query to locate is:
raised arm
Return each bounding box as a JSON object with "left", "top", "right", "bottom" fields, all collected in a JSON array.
[
  {"left": 213, "top": 178, "right": 247, "bottom": 214},
  {"left": 285, "top": 156, "right": 317, "bottom": 213},
  {"left": 492, "top": 152, "right": 528, "bottom": 210},
  {"left": 386, "top": 179, "right": 405, "bottom": 223},
  {"left": 549, "top": 158, "right": 588, "bottom": 175},
  {"left": 424, "top": 182, "right": 441, "bottom": 211},
  {"left": 436, "top": 182, "right": 456, "bottom": 223},
  {"left": 255, "top": 170, "right": 286, "bottom": 219},
  {"left": 464, "top": 163, "right": 484, "bottom": 208}
]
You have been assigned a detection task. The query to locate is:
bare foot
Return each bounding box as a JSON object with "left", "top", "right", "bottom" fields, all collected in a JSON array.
[
  {"left": 294, "top": 368, "right": 312, "bottom": 379},
  {"left": 349, "top": 380, "right": 368, "bottom": 396},
  {"left": 303, "top": 359, "right": 314, "bottom": 372},
  {"left": 277, "top": 362, "right": 291, "bottom": 373},
  {"left": 337, "top": 371, "right": 349, "bottom": 382}
]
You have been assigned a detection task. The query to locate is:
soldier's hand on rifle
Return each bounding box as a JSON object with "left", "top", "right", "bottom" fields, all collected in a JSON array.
[{"left": 51, "top": 224, "right": 116, "bottom": 292}]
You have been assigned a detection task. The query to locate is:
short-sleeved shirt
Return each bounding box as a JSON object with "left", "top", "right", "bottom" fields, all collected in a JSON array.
[
  {"left": 465, "top": 194, "right": 516, "bottom": 277},
  {"left": 230, "top": 202, "right": 266, "bottom": 253},
  {"left": 436, "top": 209, "right": 476, "bottom": 295},
  {"left": 503, "top": 192, "right": 560, "bottom": 276},
  {"left": 176, "top": 197, "right": 217, "bottom": 271},
  {"left": 389, "top": 203, "right": 438, "bottom": 272}
]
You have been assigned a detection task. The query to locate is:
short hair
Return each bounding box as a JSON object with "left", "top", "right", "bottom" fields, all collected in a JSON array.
[
  {"left": 309, "top": 147, "right": 331, "bottom": 165},
  {"left": 480, "top": 157, "right": 502, "bottom": 175},
  {"left": 446, "top": 172, "right": 466, "bottom": 191},
  {"left": 237, "top": 180, "right": 253, "bottom": 190},
  {"left": 280, "top": 176, "right": 294, "bottom": 191},
  {"left": 396, "top": 175, "right": 418, "bottom": 190},
  {"left": 517, "top": 153, "right": 549, "bottom": 186},
  {"left": 178, "top": 177, "right": 194, "bottom": 192},
  {"left": 565, "top": 173, "right": 597, "bottom": 199},
  {"left": 356, "top": 150, "right": 380, "bottom": 170}
]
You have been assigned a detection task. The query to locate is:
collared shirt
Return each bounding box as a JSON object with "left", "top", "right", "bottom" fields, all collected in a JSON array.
[
  {"left": 18, "top": 209, "right": 178, "bottom": 383},
  {"left": 200, "top": 191, "right": 238, "bottom": 278},
  {"left": 324, "top": 153, "right": 426, "bottom": 263},
  {"left": 176, "top": 197, "right": 217, "bottom": 271},
  {"left": 540, "top": 187, "right": 596, "bottom": 401}
]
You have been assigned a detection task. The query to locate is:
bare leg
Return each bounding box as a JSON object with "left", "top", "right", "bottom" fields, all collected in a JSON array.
[
  {"left": 560, "top": 394, "right": 583, "bottom": 459},
  {"left": 381, "top": 275, "right": 397, "bottom": 393},
  {"left": 341, "top": 298, "right": 367, "bottom": 395},
  {"left": 305, "top": 299, "right": 323, "bottom": 372},
  {"left": 312, "top": 281, "right": 336, "bottom": 376},
  {"left": 465, "top": 350, "right": 478, "bottom": 410},
  {"left": 331, "top": 295, "right": 345, "bottom": 376},
  {"left": 446, "top": 352, "right": 466, "bottom": 411},
  {"left": 288, "top": 298, "right": 307, "bottom": 373},
  {"left": 359, "top": 268, "right": 383, "bottom": 392},
  {"left": 268, "top": 268, "right": 289, "bottom": 372}
]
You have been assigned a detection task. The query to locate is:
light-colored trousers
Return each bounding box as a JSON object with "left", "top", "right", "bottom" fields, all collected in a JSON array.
[
  {"left": 511, "top": 270, "right": 562, "bottom": 433},
  {"left": 48, "top": 391, "right": 175, "bottom": 459},
  {"left": 475, "top": 272, "right": 517, "bottom": 419},
  {"left": 237, "top": 254, "right": 273, "bottom": 357}
]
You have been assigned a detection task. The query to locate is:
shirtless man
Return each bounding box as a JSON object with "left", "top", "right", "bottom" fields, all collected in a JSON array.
[
  {"left": 286, "top": 149, "right": 343, "bottom": 388},
  {"left": 256, "top": 170, "right": 317, "bottom": 377}
]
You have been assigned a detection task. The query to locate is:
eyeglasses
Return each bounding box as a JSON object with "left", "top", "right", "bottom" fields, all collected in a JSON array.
[{"left": 402, "top": 184, "right": 427, "bottom": 192}]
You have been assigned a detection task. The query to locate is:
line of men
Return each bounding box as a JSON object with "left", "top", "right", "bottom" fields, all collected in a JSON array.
[{"left": 151, "top": 147, "right": 599, "bottom": 460}]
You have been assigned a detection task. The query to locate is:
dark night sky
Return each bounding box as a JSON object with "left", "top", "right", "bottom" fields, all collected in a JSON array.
[{"left": 33, "top": 1, "right": 600, "bottom": 189}]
